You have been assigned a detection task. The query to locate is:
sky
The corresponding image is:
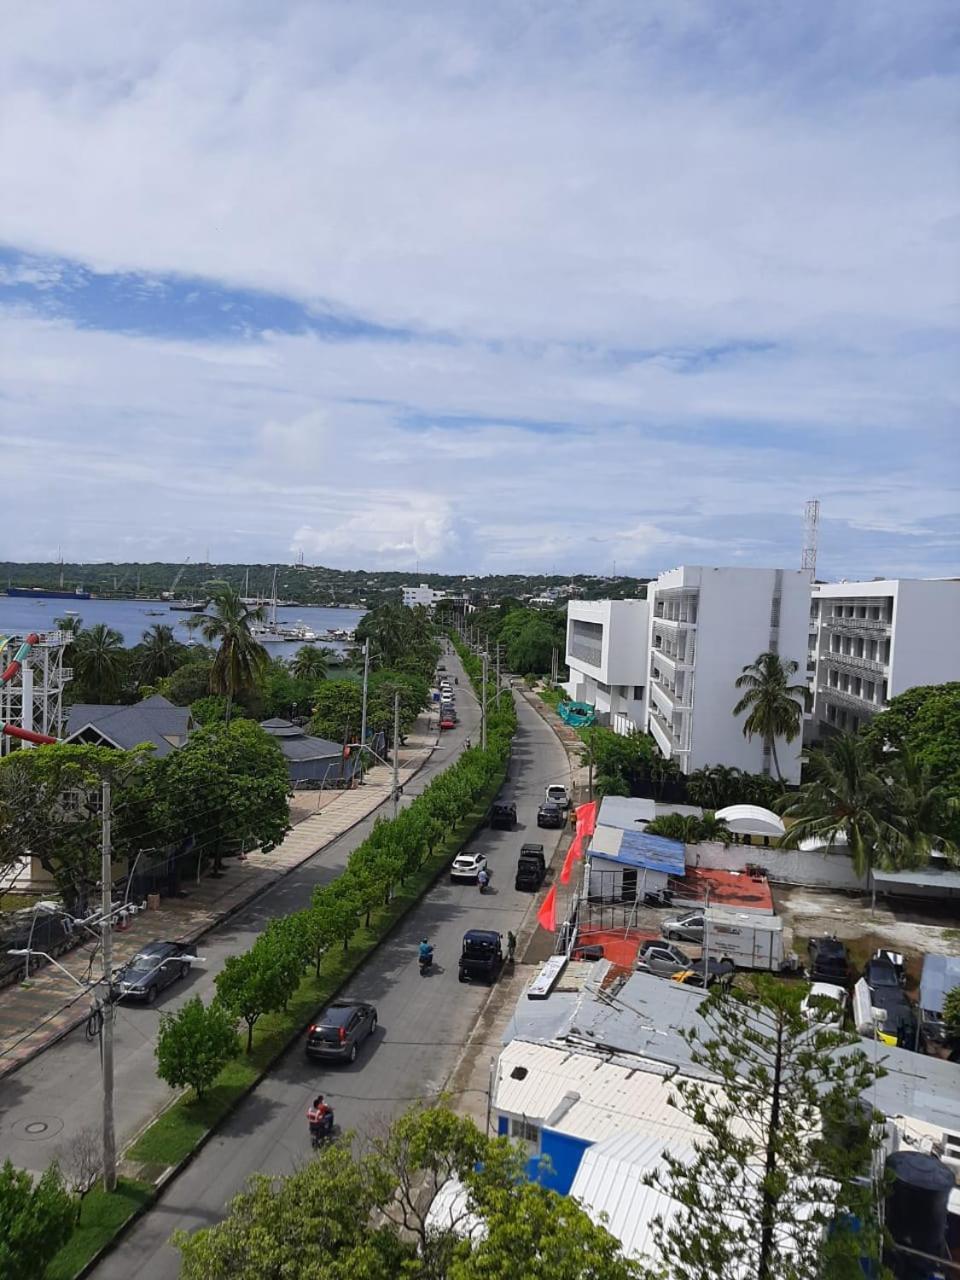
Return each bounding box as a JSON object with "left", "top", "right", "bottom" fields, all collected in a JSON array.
[{"left": 0, "top": 1, "right": 957, "bottom": 579}]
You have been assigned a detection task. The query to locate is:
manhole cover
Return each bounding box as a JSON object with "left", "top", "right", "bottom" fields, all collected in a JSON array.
[{"left": 10, "top": 1115, "right": 64, "bottom": 1141}]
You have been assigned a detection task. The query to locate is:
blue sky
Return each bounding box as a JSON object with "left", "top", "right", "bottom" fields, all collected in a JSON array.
[{"left": 0, "top": 1, "right": 956, "bottom": 578}]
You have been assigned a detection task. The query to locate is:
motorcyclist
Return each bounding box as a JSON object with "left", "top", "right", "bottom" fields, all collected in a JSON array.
[
  {"left": 418, "top": 938, "right": 434, "bottom": 964},
  {"left": 507, "top": 930, "right": 517, "bottom": 962},
  {"left": 477, "top": 867, "right": 490, "bottom": 892},
  {"left": 307, "top": 1094, "right": 333, "bottom": 1139}
]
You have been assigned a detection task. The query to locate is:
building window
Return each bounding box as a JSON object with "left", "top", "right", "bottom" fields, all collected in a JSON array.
[
  {"left": 633, "top": 685, "right": 644, "bottom": 700},
  {"left": 510, "top": 1117, "right": 540, "bottom": 1143},
  {"left": 865, "top": 681, "right": 875, "bottom": 701},
  {"left": 870, "top": 606, "right": 880, "bottom": 620}
]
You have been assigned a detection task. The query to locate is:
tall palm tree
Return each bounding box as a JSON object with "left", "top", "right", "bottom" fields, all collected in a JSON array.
[
  {"left": 186, "top": 586, "right": 267, "bottom": 721},
  {"left": 139, "top": 624, "right": 183, "bottom": 683},
  {"left": 733, "top": 652, "right": 809, "bottom": 782},
  {"left": 776, "top": 734, "right": 902, "bottom": 877},
  {"left": 71, "top": 623, "right": 126, "bottom": 703},
  {"left": 54, "top": 614, "right": 84, "bottom": 636},
  {"left": 290, "top": 646, "right": 333, "bottom": 682}
]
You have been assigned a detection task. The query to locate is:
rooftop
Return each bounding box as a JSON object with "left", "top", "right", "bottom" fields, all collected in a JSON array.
[
  {"left": 64, "top": 694, "right": 192, "bottom": 757},
  {"left": 588, "top": 827, "right": 686, "bottom": 877},
  {"left": 259, "top": 718, "right": 345, "bottom": 762}
]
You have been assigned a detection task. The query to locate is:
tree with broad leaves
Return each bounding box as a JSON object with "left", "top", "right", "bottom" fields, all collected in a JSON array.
[
  {"left": 214, "top": 942, "right": 291, "bottom": 1054},
  {"left": 155, "top": 996, "right": 240, "bottom": 1100},
  {"left": 733, "top": 652, "right": 809, "bottom": 783},
  {"left": 641, "top": 978, "right": 886, "bottom": 1280},
  {"left": 311, "top": 882, "right": 361, "bottom": 952},
  {"left": 0, "top": 1158, "right": 76, "bottom": 1280}
]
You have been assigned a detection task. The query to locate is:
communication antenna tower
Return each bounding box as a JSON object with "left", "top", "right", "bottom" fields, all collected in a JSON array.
[{"left": 801, "top": 498, "right": 820, "bottom": 576}]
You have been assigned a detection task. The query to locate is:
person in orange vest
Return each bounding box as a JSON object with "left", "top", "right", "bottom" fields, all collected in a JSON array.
[{"left": 306, "top": 1094, "right": 333, "bottom": 1142}]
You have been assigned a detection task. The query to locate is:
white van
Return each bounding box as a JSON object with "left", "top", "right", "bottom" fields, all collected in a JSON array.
[{"left": 703, "top": 908, "right": 784, "bottom": 972}]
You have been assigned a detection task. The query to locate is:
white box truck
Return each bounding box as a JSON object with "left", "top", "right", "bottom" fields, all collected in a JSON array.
[{"left": 703, "top": 908, "right": 784, "bottom": 972}]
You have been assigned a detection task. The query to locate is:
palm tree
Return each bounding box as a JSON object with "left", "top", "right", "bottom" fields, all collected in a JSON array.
[
  {"left": 290, "top": 646, "right": 333, "bottom": 682},
  {"left": 71, "top": 623, "right": 126, "bottom": 703},
  {"left": 884, "top": 747, "right": 958, "bottom": 869},
  {"left": 139, "top": 624, "right": 183, "bottom": 683},
  {"left": 686, "top": 764, "right": 742, "bottom": 810},
  {"left": 186, "top": 587, "right": 267, "bottom": 721},
  {"left": 776, "top": 734, "right": 902, "bottom": 877},
  {"left": 733, "top": 652, "right": 809, "bottom": 782},
  {"left": 54, "top": 614, "right": 84, "bottom": 636}
]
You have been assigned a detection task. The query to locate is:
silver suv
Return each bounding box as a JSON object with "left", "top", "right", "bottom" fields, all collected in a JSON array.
[{"left": 661, "top": 911, "right": 705, "bottom": 943}]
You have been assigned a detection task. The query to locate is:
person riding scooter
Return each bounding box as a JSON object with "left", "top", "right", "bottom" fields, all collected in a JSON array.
[
  {"left": 418, "top": 938, "right": 434, "bottom": 972},
  {"left": 307, "top": 1094, "right": 333, "bottom": 1144},
  {"left": 477, "top": 867, "right": 490, "bottom": 893}
]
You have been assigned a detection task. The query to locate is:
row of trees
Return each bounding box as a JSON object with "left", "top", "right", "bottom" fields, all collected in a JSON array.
[
  {"left": 154, "top": 646, "right": 516, "bottom": 1088},
  {"left": 444, "top": 598, "right": 567, "bottom": 677},
  {"left": 0, "top": 720, "right": 291, "bottom": 913}
]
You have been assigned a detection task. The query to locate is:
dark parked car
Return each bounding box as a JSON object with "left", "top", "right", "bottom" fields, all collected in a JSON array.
[
  {"left": 515, "top": 843, "right": 546, "bottom": 891},
  {"left": 112, "top": 940, "right": 191, "bottom": 1003},
  {"left": 807, "top": 936, "right": 850, "bottom": 985},
  {"left": 306, "top": 1000, "right": 378, "bottom": 1063},
  {"left": 863, "top": 952, "right": 917, "bottom": 1049},
  {"left": 536, "top": 801, "right": 565, "bottom": 829},
  {"left": 458, "top": 930, "right": 503, "bottom": 984},
  {"left": 490, "top": 802, "right": 517, "bottom": 830},
  {"left": 636, "top": 939, "right": 734, "bottom": 985}
]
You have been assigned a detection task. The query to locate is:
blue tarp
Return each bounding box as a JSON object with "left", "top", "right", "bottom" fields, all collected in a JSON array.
[{"left": 590, "top": 829, "right": 685, "bottom": 876}]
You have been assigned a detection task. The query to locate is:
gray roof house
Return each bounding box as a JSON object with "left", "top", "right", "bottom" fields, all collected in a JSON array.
[
  {"left": 64, "top": 694, "right": 193, "bottom": 757},
  {"left": 259, "top": 718, "right": 359, "bottom": 785}
]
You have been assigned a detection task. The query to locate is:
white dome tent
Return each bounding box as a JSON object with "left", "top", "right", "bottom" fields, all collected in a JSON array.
[{"left": 714, "top": 805, "right": 785, "bottom": 840}]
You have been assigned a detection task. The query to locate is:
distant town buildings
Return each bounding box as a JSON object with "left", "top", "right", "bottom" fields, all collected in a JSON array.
[
  {"left": 400, "top": 583, "right": 448, "bottom": 608},
  {"left": 564, "top": 567, "right": 960, "bottom": 780}
]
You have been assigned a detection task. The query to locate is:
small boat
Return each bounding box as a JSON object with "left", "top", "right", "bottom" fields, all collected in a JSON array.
[
  {"left": 144, "top": 609, "right": 165, "bottom": 616},
  {"left": 169, "top": 601, "right": 207, "bottom": 613}
]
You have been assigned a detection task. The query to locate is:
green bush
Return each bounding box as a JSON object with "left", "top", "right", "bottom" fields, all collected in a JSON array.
[{"left": 156, "top": 997, "right": 240, "bottom": 1099}]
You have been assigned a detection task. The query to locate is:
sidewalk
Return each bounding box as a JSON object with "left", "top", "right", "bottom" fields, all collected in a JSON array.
[{"left": 0, "top": 714, "right": 440, "bottom": 1080}]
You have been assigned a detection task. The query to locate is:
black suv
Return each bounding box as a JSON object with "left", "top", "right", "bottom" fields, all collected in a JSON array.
[
  {"left": 536, "top": 801, "right": 565, "bottom": 829},
  {"left": 863, "top": 953, "right": 917, "bottom": 1049},
  {"left": 490, "top": 802, "right": 517, "bottom": 830},
  {"left": 306, "top": 1000, "right": 378, "bottom": 1063},
  {"left": 807, "top": 936, "right": 849, "bottom": 985},
  {"left": 112, "top": 941, "right": 191, "bottom": 1003},
  {"left": 458, "top": 930, "right": 503, "bottom": 984},
  {"left": 515, "top": 843, "right": 546, "bottom": 891}
]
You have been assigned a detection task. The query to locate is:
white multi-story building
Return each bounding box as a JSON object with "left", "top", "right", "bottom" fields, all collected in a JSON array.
[
  {"left": 810, "top": 579, "right": 960, "bottom": 737},
  {"left": 645, "top": 566, "right": 811, "bottom": 783},
  {"left": 564, "top": 599, "right": 649, "bottom": 735},
  {"left": 400, "top": 583, "right": 446, "bottom": 609}
]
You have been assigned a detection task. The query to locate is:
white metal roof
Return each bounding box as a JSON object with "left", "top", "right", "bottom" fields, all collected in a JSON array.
[
  {"left": 494, "top": 1039, "right": 726, "bottom": 1144},
  {"left": 596, "top": 796, "right": 656, "bottom": 829},
  {"left": 714, "top": 804, "right": 785, "bottom": 837}
]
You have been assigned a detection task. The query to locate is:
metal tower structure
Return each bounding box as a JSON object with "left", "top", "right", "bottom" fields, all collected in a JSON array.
[
  {"left": 0, "top": 631, "right": 71, "bottom": 755},
  {"left": 801, "top": 498, "right": 820, "bottom": 577}
]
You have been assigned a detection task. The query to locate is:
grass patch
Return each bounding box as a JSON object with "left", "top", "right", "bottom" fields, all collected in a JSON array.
[
  {"left": 537, "top": 685, "right": 565, "bottom": 711},
  {"left": 126, "top": 776, "right": 505, "bottom": 1169},
  {"left": 44, "top": 1178, "right": 152, "bottom": 1280}
]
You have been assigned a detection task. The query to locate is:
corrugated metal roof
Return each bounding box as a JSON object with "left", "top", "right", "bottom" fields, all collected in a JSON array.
[
  {"left": 494, "top": 1039, "right": 722, "bottom": 1144},
  {"left": 596, "top": 796, "right": 656, "bottom": 830},
  {"left": 871, "top": 868, "right": 960, "bottom": 892},
  {"left": 589, "top": 828, "right": 685, "bottom": 875},
  {"left": 919, "top": 953, "right": 960, "bottom": 1014}
]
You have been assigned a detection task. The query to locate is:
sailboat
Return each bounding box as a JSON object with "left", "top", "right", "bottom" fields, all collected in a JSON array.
[{"left": 249, "top": 568, "right": 288, "bottom": 641}]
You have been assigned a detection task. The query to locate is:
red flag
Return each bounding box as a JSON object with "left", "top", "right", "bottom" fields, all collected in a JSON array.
[
  {"left": 537, "top": 884, "right": 558, "bottom": 933},
  {"left": 575, "top": 800, "right": 598, "bottom": 838},
  {"left": 560, "top": 833, "right": 583, "bottom": 885}
]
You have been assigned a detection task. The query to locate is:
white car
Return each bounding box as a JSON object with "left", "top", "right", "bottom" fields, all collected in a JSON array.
[
  {"left": 450, "top": 851, "right": 488, "bottom": 882},
  {"left": 545, "top": 784, "right": 570, "bottom": 810},
  {"left": 801, "top": 982, "right": 847, "bottom": 1027}
]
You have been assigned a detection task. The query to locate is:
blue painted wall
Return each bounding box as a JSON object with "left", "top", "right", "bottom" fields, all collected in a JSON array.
[{"left": 527, "top": 1128, "right": 592, "bottom": 1195}]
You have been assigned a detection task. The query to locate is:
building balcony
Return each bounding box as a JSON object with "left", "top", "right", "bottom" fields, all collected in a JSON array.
[
  {"left": 652, "top": 614, "right": 697, "bottom": 630},
  {"left": 568, "top": 642, "right": 603, "bottom": 668},
  {"left": 817, "top": 684, "right": 883, "bottom": 713},
  {"left": 648, "top": 711, "right": 674, "bottom": 757},
  {"left": 821, "top": 616, "right": 890, "bottom": 634},
  {"left": 650, "top": 679, "right": 689, "bottom": 718},
  {"left": 820, "top": 652, "right": 887, "bottom": 677}
]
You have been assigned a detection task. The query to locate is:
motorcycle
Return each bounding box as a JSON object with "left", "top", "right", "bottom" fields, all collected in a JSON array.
[
  {"left": 309, "top": 1111, "right": 336, "bottom": 1149},
  {"left": 419, "top": 947, "right": 434, "bottom": 976},
  {"left": 478, "top": 872, "right": 490, "bottom": 894},
  {"left": 643, "top": 888, "right": 675, "bottom": 908}
]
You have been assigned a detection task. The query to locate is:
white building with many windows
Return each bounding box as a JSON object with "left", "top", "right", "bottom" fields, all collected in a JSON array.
[
  {"left": 400, "top": 583, "right": 446, "bottom": 608},
  {"left": 645, "top": 566, "right": 811, "bottom": 783},
  {"left": 810, "top": 579, "right": 960, "bottom": 737},
  {"left": 564, "top": 599, "right": 649, "bottom": 735}
]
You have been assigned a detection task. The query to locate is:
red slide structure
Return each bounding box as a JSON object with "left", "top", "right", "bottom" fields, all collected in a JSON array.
[{"left": 0, "top": 632, "right": 58, "bottom": 745}]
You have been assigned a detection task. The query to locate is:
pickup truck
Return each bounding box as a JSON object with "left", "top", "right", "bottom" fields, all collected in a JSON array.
[
  {"left": 458, "top": 930, "right": 503, "bottom": 984},
  {"left": 636, "top": 939, "right": 734, "bottom": 986},
  {"left": 515, "top": 843, "right": 546, "bottom": 891}
]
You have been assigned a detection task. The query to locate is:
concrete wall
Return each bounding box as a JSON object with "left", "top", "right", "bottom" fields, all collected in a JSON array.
[
  {"left": 687, "top": 840, "right": 870, "bottom": 892},
  {"left": 890, "top": 580, "right": 960, "bottom": 695}
]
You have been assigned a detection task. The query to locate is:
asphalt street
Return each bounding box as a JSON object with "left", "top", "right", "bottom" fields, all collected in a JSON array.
[
  {"left": 1, "top": 649, "right": 476, "bottom": 1175},
  {"left": 91, "top": 665, "right": 570, "bottom": 1280}
]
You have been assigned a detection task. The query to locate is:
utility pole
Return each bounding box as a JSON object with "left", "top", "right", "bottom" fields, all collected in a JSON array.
[
  {"left": 495, "top": 644, "right": 501, "bottom": 708},
  {"left": 359, "top": 638, "right": 370, "bottom": 779},
  {"left": 391, "top": 690, "right": 401, "bottom": 820},
  {"left": 481, "top": 651, "right": 488, "bottom": 751},
  {"left": 100, "top": 778, "right": 116, "bottom": 1191}
]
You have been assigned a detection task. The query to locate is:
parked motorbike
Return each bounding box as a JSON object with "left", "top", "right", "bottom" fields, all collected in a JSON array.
[
  {"left": 309, "top": 1111, "right": 336, "bottom": 1149},
  {"left": 419, "top": 947, "right": 434, "bottom": 976},
  {"left": 643, "top": 888, "right": 675, "bottom": 908},
  {"left": 478, "top": 871, "right": 490, "bottom": 894}
]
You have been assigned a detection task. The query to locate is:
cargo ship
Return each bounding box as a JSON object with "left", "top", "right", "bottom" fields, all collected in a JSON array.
[{"left": 7, "top": 586, "right": 91, "bottom": 600}]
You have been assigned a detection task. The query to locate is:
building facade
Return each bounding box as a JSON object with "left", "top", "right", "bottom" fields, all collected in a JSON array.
[
  {"left": 400, "top": 583, "right": 446, "bottom": 608},
  {"left": 810, "top": 579, "right": 960, "bottom": 737},
  {"left": 564, "top": 598, "right": 649, "bottom": 735},
  {"left": 646, "top": 566, "right": 811, "bottom": 783}
]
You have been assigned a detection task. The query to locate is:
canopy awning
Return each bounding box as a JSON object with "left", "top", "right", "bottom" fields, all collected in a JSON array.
[{"left": 714, "top": 805, "right": 785, "bottom": 838}]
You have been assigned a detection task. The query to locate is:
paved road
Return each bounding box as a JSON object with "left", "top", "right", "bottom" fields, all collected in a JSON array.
[
  {"left": 91, "top": 675, "right": 571, "bottom": 1279},
  {"left": 0, "top": 651, "right": 474, "bottom": 1175}
]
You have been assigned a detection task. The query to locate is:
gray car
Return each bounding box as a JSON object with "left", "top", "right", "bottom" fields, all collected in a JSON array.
[
  {"left": 636, "top": 940, "right": 733, "bottom": 984},
  {"left": 306, "top": 1000, "right": 378, "bottom": 1063},
  {"left": 661, "top": 911, "right": 705, "bottom": 943}
]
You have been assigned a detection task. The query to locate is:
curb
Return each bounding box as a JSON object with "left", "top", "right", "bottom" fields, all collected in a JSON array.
[
  {"left": 0, "top": 742, "right": 439, "bottom": 1085},
  {"left": 73, "top": 762, "right": 504, "bottom": 1280}
]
